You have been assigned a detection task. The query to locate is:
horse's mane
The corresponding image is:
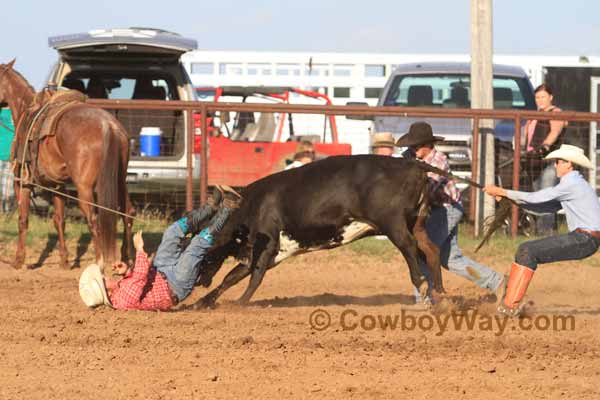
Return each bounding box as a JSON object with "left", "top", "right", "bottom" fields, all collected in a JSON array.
[{"left": 6, "top": 67, "right": 35, "bottom": 94}]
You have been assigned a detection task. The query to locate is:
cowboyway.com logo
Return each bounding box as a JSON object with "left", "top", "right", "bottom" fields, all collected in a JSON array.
[{"left": 308, "top": 308, "right": 575, "bottom": 336}]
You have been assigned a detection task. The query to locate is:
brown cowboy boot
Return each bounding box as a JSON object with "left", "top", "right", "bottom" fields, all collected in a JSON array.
[
  {"left": 218, "top": 185, "right": 242, "bottom": 209},
  {"left": 497, "top": 262, "right": 535, "bottom": 318}
]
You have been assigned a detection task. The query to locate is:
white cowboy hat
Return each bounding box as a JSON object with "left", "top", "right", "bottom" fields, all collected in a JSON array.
[
  {"left": 371, "top": 132, "right": 395, "bottom": 148},
  {"left": 544, "top": 144, "right": 594, "bottom": 169},
  {"left": 79, "top": 264, "right": 112, "bottom": 308}
]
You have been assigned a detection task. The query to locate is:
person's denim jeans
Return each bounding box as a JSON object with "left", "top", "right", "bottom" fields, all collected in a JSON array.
[
  {"left": 533, "top": 164, "right": 558, "bottom": 235},
  {"left": 515, "top": 230, "right": 600, "bottom": 270},
  {"left": 152, "top": 222, "right": 213, "bottom": 302},
  {"left": 413, "top": 204, "right": 503, "bottom": 301}
]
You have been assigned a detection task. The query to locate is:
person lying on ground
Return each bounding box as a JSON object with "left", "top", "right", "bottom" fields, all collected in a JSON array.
[{"left": 79, "top": 185, "right": 242, "bottom": 311}]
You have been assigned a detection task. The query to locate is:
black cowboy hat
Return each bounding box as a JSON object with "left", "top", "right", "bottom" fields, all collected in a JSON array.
[{"left": 395, "top": 122, "right": 445, "bottom": 148}]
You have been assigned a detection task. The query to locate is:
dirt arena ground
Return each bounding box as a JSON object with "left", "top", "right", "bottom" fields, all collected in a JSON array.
[{"left": 1, "top": 229, "right": 600, "bottom": 399}]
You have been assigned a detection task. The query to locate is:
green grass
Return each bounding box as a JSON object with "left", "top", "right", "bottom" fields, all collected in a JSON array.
[
  {"left": 0, "top": 209, "right": 171, "bottom": 250},
  {"left": 347, "top": 236, "right": 398, "bottom": 259},
  {"left": 5, "top": 210, "right": 598, "bottom": 268}
]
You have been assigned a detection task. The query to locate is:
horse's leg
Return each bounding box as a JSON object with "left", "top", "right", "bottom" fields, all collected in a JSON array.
[
  {"left": 52, "top": 194, "right": 69, "bottom": 269},
  {"left": 75, "top": 184, "right": 102, "bottom": 266},
  {"left": 120, "top": 193, "right": 134, "bottom": 266},
  {"left": 14, "top": 187, "right": 31, "bottom": 269},
  {"left": 119, "top": 138, "right": 134, "bottom": 265}
]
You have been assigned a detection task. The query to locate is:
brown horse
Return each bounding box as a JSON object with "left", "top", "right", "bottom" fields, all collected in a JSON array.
[{"left": 0, "top": 60, "right": 133, "bottom": 269}]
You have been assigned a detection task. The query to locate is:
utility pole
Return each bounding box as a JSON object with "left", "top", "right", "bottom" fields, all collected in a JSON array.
[{"left": 470, "top": 0, "right": 495, "bottom": 236}]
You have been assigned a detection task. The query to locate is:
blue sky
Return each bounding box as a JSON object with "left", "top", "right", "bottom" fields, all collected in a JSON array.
[{"left": 1, "top": 0, "right": 598, "bottom": 88}]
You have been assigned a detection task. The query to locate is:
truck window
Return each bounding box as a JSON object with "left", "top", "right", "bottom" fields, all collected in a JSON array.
[
  {"left": 384, "top": 74, "right": 534, "bottom": 109},
  {"left": 63, "top": 73, "right": 176, "bottom": 100}
]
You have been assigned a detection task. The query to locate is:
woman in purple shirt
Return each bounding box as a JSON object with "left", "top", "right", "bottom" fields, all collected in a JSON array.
[{"left": 485, "top": 145, "right": 600, "bottom": 317}]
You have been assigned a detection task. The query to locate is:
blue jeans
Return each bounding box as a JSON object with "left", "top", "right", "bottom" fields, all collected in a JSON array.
[
  {"left": 152, "top": 222, "right": 213, "bottom": 302},
  {"left": 515, "top": 230, "right": 600, "bottom": 270},
  {"left": 533, "top": 164, "right": 558, "bottom": 234},
  {"left": 414, "top": 204, "right": 503, "bottom": 301}
]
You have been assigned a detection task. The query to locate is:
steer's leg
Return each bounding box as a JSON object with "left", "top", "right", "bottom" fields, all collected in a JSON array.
[
  {"left": 413, "top": 214, "right": 444, "bottom": 295},
  {"left": 380, "top": 212, "right": 427, "bottom": 295},
  {"left": 237, "top": 231, "right": 279, "bottom": 304},
  {"left": 198, "top": 262, "right": 251, "bottom": 308}
]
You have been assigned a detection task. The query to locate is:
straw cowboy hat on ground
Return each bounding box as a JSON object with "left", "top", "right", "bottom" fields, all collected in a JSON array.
[
  {"left": 371, "top": 132, "right": 395, "bottom": 149},
  {"left": 394, "top": 122, "right": 445, "bottom": 148},
  {"left": 79, "top": 264, "right": 112, "bottom": 308},
  {"left": 544, "top": 144, "right": 594, "bottom": 169}
]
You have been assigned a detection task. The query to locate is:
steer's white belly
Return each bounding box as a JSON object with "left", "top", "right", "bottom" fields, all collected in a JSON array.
[{"left": 274, "top": 221, "right": 376, "bottom": 265}]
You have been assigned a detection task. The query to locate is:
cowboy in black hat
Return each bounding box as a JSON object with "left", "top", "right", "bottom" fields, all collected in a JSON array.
[{"left": 398, "top": 122, "right": 506, "bottom": 304}]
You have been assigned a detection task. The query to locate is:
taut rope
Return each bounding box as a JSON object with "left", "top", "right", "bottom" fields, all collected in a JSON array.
[{"left": 0, "top": 169, "right": 145, "bottom": 223}]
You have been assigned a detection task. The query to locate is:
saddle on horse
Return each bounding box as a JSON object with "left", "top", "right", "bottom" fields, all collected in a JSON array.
[{"left": 11, "top": 89, "right": 87, "bottom": 186}]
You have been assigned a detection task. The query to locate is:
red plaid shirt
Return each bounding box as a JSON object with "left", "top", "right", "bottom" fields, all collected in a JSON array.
[
  {"left": 109, "top": 251, "right": 174, "bottom": 311},
  {"left": 422, "top": 149, "right": 461, "bottom": 206}
]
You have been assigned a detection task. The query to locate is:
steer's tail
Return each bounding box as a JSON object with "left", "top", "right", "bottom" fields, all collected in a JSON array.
[{"left": 408, "top": 159, "right": 517, "bottom": 252}]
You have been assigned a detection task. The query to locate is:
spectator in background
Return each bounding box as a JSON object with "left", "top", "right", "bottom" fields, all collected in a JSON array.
[
  {"left": 0, "top": 105, "right": 15, "bottom": 213},
  {"left": 285, "top": 140, "right": 316, "bottom": 170},
  {"left": 524, "top": 83, "right": 567, "bottom": 235},
  {"left": 371, "top": 132, "right": 396, "bottom": 156},
  {"left": 297, "top": 140, "right": 315, "bottom": 155},
  {"left": 285, "top": 150, "right": 315, "bottom": 170}
]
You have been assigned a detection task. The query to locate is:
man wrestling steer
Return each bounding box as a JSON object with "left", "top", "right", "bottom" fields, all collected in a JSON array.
[{"left": 485, "top": 144, "right": 600, "bottom": 317}]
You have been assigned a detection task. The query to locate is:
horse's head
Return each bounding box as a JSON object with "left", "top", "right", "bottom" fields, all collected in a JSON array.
[{"left": 0, "top": 59, "right": 16, "bottom": 104}]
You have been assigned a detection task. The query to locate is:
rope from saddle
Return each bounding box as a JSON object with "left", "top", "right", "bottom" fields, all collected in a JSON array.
[{"left": 0, "top": 169, "right": 146, "bottom": 223}]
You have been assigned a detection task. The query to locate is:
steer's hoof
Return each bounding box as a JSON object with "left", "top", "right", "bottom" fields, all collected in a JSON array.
[
  {"left": 195, "top": 297, "right": 218, "bottom": 310},
  {"left": 430, "top": 290, "right": 445, "bottom": 305}
]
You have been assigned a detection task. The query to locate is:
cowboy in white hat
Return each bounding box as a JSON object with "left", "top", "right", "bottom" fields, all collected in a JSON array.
[
  {"left": 371, "top": 132, "right": 396, "bottom": 156},
  {"left": 79, "top": 185, "right": 242, "bottom": 310},
  {"left": 485, "top": 144, "right": 600, "bottom": 317}
]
